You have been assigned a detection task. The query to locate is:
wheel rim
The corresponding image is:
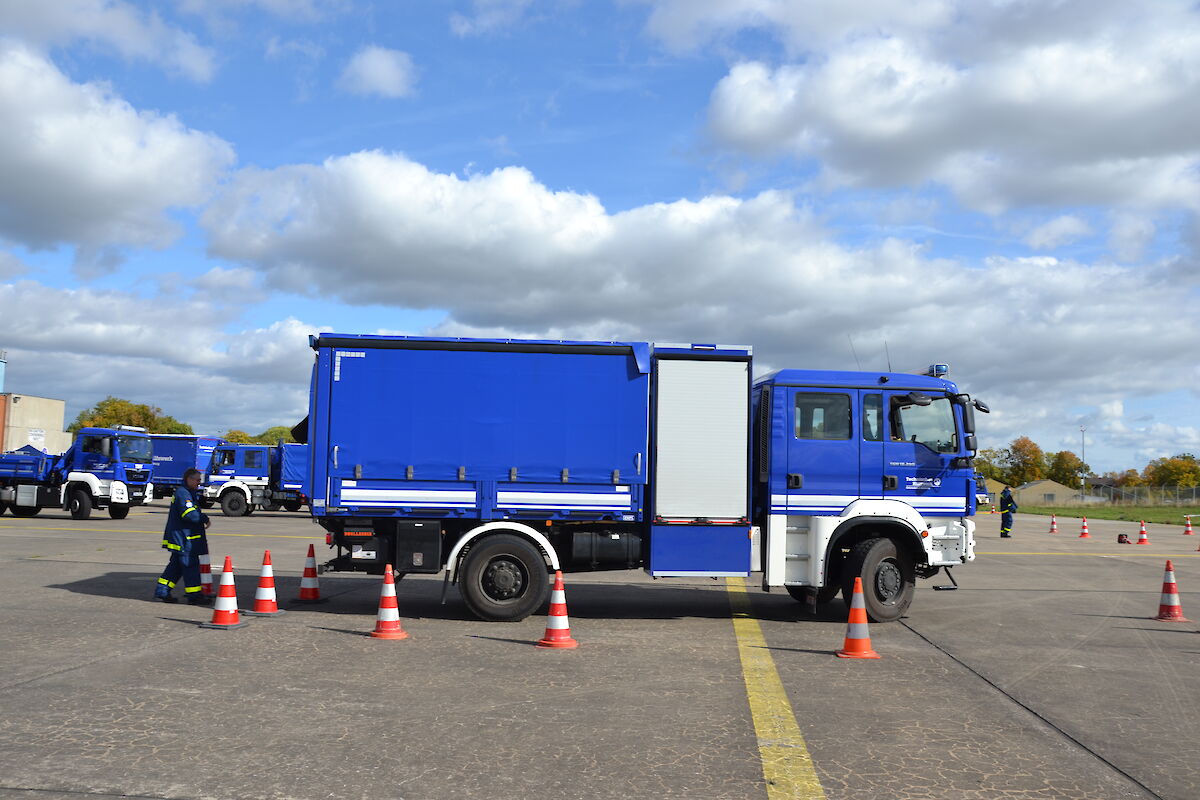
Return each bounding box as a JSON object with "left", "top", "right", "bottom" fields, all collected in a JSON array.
[
  {"left": 480, "top": 556, "right": 526, "bottom": 602},
  {"left": 874, "top": 559, "right": 903, "bottom": 604}
]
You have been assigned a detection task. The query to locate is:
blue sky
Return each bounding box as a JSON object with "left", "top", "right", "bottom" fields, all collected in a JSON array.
[{"left": 1, "top": 0, "right": 1199, "bottom": 475}]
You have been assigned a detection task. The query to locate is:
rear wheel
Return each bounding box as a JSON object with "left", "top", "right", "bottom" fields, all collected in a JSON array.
[
  {"left": 108, "top": 504, "right": 130, "bottom": 520},
  {"left": 69, "top": 489, "right": 92, "bottom": 520},
  {"left": 11, "top": 505, "right": 40, "bottom": 518},
  {"left": 283, "top": 500, "right": 303, "bottom": 512},
  {"left": 841, "top": 537, "right": 915, "bottom": 623},
  {"left": 0, "top": 501, "right": 8, "bottom": 516},
  {"left": 261, "top": 500, "right": 281, "bottom": 512},
  {"left": 459, "top": 534, "right": 550, "bottom": 622},
  {"left": 220, "top": 491, "right": 247, "bottom": 517}
]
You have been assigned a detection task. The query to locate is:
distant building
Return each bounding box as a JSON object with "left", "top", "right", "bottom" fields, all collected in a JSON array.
[{"left": 1013, "top": 479, "right": 1080, "bottom": 506}]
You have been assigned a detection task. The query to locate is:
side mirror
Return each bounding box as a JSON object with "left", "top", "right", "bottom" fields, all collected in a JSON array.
[
  {"left": 973, "top": 399, "right": 990, "bottom": 414},
  {"left": 961, "top": 402, "right": 976, "bottom": 434},
  {"left": 964, "top": 434, "right": 977, "bottom": 452},
  {"left": 903, "top": 392, "right": 932, "bottom": 406}
]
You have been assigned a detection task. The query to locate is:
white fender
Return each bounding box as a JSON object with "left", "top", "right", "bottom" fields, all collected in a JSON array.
[
  {"left": 65, "top": 472, "right": 106, "bottom": 500},
  {"left": 211, "top": 480, "right": 251, "bottom": 503},
  {"left": 444, "top": 521, "right": 561, "bottom": 582},
  {"left": 109, "top": 481, "right": 129, "bottom": 504}
]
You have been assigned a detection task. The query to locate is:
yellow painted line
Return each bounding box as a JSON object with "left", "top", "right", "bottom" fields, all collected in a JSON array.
[
  {"left": 726, "top": 577, "right": 826, "bottom": 800},
  {"left": 977, "top": 551, "right": 1200, "bottom": 557},
  {"left": 0, "top": 524, "right": 317, "bottom": 540}
]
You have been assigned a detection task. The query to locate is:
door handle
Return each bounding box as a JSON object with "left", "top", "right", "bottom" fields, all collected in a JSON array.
[
  {"left": 883, "top": 475, "right": 898, "bottom": 490},
  {"left": 787, "top": 473, "right": 803, "bottom": 489}
]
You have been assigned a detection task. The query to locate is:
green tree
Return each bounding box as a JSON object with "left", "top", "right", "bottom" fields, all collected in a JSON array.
[
  {"left": 253, "top": 425, "right": 296, "bottom": 444},
  {"left": 1047, "top": 450, "right": 1090, "bottom": 488},
  {"left": 70, "top": 397, "right": 192, "bottom": 434},
  {"left": 1103, "top": 469, "right": 1143, "bottom": 487},
  {"left": 223, "top": 429, "right": 254, "bottom": 443},
  {"left": 1003, "top": 436, "right": 1047, "bottom": 486},
  {"left": 974, "top": 448, "right": 1008, "bottom": 483},
  {"left": 1142, "top": 454, "right": 1200, "bottom": 487}
]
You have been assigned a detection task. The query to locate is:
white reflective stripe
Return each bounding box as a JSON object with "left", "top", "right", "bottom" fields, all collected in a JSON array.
[
  {"left": 260, "top": 565, "right": 274, "bottom": 577},
  {"left": 497, "top": 491, "right": 632, "bottom": 507},
  {"left": 341, "top": 489, "right": 476, "bottom": 504},
  {"left": 214, "top": 595, "right": 238, "bottom": 611},
  {"left": 300, "top": 576, "right": 319, "bottom": 587},
  {"left": 850, "top": 592, "right": 866, "bottom": 610},
  {"left": 1161, "top": 592, "right": 1181, "bottom": 604},
  {"left": 198, "top": 554, "right": 210, "bottom": 566},
  {"left": 846, "top": 622, "right": 871, "bottom": 639},
  {"left": 380, "top": 583, "right": 396, "bottom": 598},
  {"left": 550, "top": 589, "right": 566, "bottom": 604},
  {"left": 255, "top": 586, "right": 276, "bottom": 600},
  {"left": 377, "top": 607, "right": 400, "bottom": 622},
  {"left": 220, "top": 573, "right": 236, "bottom": 585},
  {"left": 304, "top": 557, "right": 317, "bottom": 568},
  {"left": 546, "top": 614, "right": 570, "bottom": 629}
]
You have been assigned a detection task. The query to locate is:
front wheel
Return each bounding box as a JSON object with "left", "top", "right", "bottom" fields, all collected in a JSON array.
[
  {"left": 69, "top": 489, "right": 92, "bottom": 520},
  {"left": 842, "top": 537, "right": 915, "bottom": 623},
  {"left": 220, "top": 491, "right": 247, "bottom": 517},
  {"left": 459, "top": 534, "right": 550, "bottom": 622},
  {"left": 108, "top": 504, "right": 130, "bottom": 520}
]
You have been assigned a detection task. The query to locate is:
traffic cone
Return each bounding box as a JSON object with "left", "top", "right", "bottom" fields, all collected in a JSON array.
[
  {"left": 1184, "top": 516, "right": 1194, "bottom": 536},
  {"left": 537, "top": 571, "right": 578, "bottom": 649},
  {"left": 368, "top": 564, "right": 409, "bottom": 640},
  {"left": 836, "top": 577, "right": 881, "bottom": 659},
  {"left": 296, "top": 544, "right": 326, "bottom": 602},
  {"left": 1152, "top": 560, "right": 1190, "bottom": 621},
  {"left": 1049, "top": 515, "right": 1058, "bottom": 534},
  {"left": 199, "top": 556, "right": 248, "bottom": 629},
  {"left": 1078, "top": 517, "right": 1091, "bottom": 538},
  {"left": 198, "top": 553, "right": 214, "bottom": 596},
  {"left": 243, "top": 550, "right": 285, "bottom": 616},
  {"left": 1136, "top": 521, "right": 1150, "bottom": 545}
]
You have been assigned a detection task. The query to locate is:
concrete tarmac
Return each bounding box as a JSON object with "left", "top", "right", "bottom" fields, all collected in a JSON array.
[{"left": 0, "top": 507, "right": 1195, "bottom": 800}]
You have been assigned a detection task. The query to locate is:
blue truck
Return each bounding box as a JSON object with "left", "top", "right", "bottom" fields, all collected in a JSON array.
[
  {"left": 149, "top": 434, "right": 226, "bottom": 500},
  {"left": 204, "top": 441, "right": 309, "bottom": 516},
  {"left": 0, "top": 426, "right": 154, "bottom": 519},
  {"left": 300, "top": 334, "right": 988, "bottom": 622}
]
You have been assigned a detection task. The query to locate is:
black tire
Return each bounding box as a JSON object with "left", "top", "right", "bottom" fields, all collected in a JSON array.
[
  {"left": 245, "top": 504, "right": 256, "bottom": 516},
  {"left": 283, "top": 500, "right": 303, "bottom": 512},
  {"left": 11, "top": 505, "right": 40, "bottom": 518},
  {"left": 785, "top": 584, "right": 840, "bottom": 607},
  {"left": 108, "top": 504, "right": 130, "bottom": 520},
  {"left": 200, "top": 497, "right": 214, "bottom": 509},
  {"left": 261, "top": 500, "right": 280, "bottom": 512},
  {"left": 220, "top": 491, "right": 247, "bottom": 517},
  {"left": 842, "top": 537, "right": 915, "bottom": 623},
  {"left": 69, "top": 489, "right": 92, "bottom": 520},
  {"left": 0, "top": 501, "right": 7, "bottom": 516},
  {"left": 459, "top": 534, "right": 550, "bottom": 622}
]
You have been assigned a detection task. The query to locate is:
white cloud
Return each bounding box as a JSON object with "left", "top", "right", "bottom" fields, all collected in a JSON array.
[
  {"left": 701, "top": 3, "right": 1200, "bottom": 213},
  {"left": 1024, "top": 215, "right": 1092, "bottom": 250},
  {"left": 0, "top": 1, "right": 216, "bottom": 81},
  {"left": 0, "top": 44, "right": 235, "bottom": 269},
  {"left": 450, "top": 0, "right": 535, "bottom": 37},
  {"left": 0, "top": 251, "right": 29, "bottom": 280},
  {"left": 265, "top": 36, "right": 324, "bottom": 61},
  {"left": 337, "top": 46, "right": 416, "bottom": 99},
  {"left": 1109, "top": 213, "right": 1156, "bottom": 262}
]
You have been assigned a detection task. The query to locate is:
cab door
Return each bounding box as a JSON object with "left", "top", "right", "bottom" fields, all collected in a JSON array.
[
  {"left": 783, "top": 388, "right": 859, "bottom": 514},
  {"left": 881, "top": 391, "right": 965, "bottom": 516}
]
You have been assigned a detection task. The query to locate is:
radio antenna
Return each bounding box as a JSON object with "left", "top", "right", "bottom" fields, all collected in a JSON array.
[
  {"left": 884, "top": 340, "right": 893, "bottom": 372},
  {"left": 847, "top": 335, "right": 862, "bottom": 370}
]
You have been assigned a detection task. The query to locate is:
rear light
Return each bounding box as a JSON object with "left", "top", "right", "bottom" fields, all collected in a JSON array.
[{"left": 325, "top": 533, "right": 332, "bottom": 545}]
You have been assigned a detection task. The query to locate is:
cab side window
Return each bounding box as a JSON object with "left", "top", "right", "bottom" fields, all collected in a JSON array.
[
  {"left": 244, "top": 450, "right": 263, "bottom": 469},
  {"left": 862, "top": 394, "right": 883, "bottom": 441},
  {"left": 80, "top": 436, "right": 106, "bottom": 454},
  {"left": 215, "top": 450, "right": 235, "bottom": 468},
  {"left": 794, "top": 393, "right": 851, "bottom": 440}
]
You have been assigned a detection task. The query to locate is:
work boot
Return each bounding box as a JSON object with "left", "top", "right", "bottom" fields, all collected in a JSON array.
[
  {"left": 157, "top": 594, "right": 178, "bottom": 603},
  {"left": 187, "top": 595, "right": 213, "bottom": 606}
]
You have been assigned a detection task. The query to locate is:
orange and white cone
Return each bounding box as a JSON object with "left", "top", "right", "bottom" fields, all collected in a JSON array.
[
  {"left": 836, "top": 577, "right": 881, "bottom": 659},
  {"left": 243, "top": 550, "right": 285, "bottom": 616},
  {"left": 1136, "top": 521, "right": 1150, "bottom": 545},
  {"left": 1152, "top": 560, "right": 1190, "bottom": 621},
  {"left": 369, "top": 564, "right": 409, "bottom": 640},
  {"left": 296, "top": 544, "right": 326, "bottom": 602},
  {"left": 198, "top": 553, "right": 214, "bottom": 596},
  {"left": 1078, "top": 517, "right": 1091, "bottom": 538},
  {"left": 537, "top": 571, "right": 578, "bottom": 649},
  {"left": 200, "top": 556, "right": 248, "bottom": 629},
  {"left": 1049, "top": 515, "right": 1058, "bottom": 534},
  {"left": 1184, "top": 516, "right": 1194, "bottom": 536}
]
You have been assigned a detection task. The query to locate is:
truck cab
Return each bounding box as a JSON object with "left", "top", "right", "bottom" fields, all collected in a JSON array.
[{"left": 205, "top": 442, "right": 309, "bottom": 516}]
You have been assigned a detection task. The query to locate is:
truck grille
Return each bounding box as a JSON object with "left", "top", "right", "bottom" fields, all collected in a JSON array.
[{"left": 126, "top": 470, "right": 150, "bottom": 483}]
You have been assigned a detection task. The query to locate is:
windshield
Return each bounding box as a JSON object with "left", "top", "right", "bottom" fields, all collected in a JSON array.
[
  {"left": 117, "top": 435, "right": 153, "bottom": 464},
  {"left": 892, "top": 397, "right": 958, "bottom": 454}
]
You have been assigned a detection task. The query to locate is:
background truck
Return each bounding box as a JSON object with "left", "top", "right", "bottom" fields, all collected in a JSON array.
[
  {"left": 0, "top": 426, "right": 154, "bottom": 519},
  {"left": 150, "top": 434, "right": 226, "bottom": 499},
  {"left": 300, "top": 335, "right": 987, "bottom": 623},
  {"left": 205, "top": 442, "right": 309, "bottom": 516}
]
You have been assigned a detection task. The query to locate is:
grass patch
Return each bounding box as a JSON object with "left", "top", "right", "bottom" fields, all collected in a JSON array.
[{"left": 1018, "top": 506, "right": 1200, "bottom": 526}]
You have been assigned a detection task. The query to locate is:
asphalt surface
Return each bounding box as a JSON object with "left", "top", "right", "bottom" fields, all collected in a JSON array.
[{"left": 0, "top": 506, "right": 1196, "bottom": 800}]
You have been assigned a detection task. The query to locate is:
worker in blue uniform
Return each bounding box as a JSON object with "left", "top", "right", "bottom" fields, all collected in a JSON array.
[
  {"left": 155, "top": 468, "right": 212, "bottom": 604},
  {"left": 999, "top": 486, "right": 1017, "bottom": 538}
]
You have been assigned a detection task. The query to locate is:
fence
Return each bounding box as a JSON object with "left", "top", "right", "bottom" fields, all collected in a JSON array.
[{"left": 1079, "top": 485, "right": 1200, "bottom": 506}]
